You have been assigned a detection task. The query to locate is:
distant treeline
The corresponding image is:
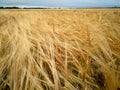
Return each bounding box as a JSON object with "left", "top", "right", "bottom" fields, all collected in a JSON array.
[
  {"left": 0, "top": 7, "right": 20, "bottom": 9},
  {"left": 0, "top": 6, "right": 120, "bottom": 9},
  {"left": 0, "top": 7, "right": 48, "bottom": 9}
]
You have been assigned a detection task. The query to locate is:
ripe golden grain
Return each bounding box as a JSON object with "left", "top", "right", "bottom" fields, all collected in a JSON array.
[{"left": 0, "top": 9, "right": 120, "bottom": 90}]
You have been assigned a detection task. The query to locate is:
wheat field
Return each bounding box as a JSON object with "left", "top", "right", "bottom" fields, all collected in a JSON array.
[{"left": 0, "top": 9, "right": 120, "bottom": 90}]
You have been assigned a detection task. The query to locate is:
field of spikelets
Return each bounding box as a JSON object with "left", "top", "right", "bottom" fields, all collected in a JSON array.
[{"left": 0, "top": 9, "right": 120, "bottom": 90}]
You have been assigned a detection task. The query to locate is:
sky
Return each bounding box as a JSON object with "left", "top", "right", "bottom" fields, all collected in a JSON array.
[{"left": 0, "top": 0, "right": 120, "bottom": 8}]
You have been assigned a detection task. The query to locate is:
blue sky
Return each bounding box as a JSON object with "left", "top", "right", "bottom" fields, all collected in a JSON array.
[{"left": 0, "top": 0, "right": 120, "bottom": 8}]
